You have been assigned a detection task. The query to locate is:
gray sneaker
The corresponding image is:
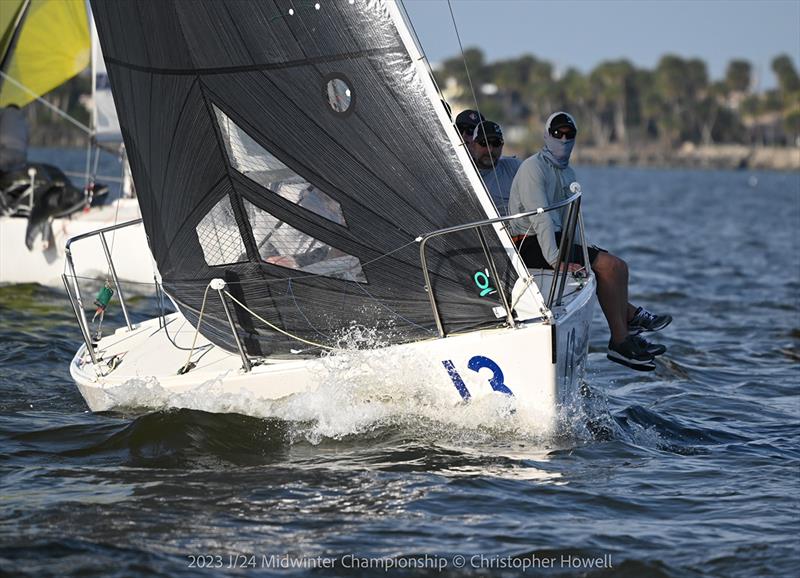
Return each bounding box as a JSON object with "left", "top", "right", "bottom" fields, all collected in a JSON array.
[
  {"left": 607, "top": 335, "right": 656, "bottom": 371},
  {"left": 628, "top": 307, "right": 672, "bottom": 335}
]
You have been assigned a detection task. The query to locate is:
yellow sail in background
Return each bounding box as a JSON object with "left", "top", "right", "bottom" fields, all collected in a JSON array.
[
  {"left": 0, "top": 0, "right": 27, "bottom": 64},
  {"left": 0, "top": 0, "right": 90, "bottom": 107}
]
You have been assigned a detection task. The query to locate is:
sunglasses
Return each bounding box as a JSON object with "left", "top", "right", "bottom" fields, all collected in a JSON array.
[
  {"left": 549, "top": 127, "right": 577, "bottom": 140},
  {"left": 476, "top": 137, "right": 503, "bottom": 148}
]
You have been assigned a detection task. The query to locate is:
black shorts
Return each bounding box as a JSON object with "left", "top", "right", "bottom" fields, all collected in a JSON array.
[{"left": 514, "top": 232, "right": 605, "bottom": 269}]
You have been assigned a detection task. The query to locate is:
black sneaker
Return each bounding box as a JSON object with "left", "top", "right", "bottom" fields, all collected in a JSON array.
[
  {"left": 607, "top": 336, "right": 656, "bottom": 371},
  {"left": 633, "top": 334, "right": 667, "bottom": 356},
  {"left": 628, "top": 307, "right": 672, "bottom": 335}
]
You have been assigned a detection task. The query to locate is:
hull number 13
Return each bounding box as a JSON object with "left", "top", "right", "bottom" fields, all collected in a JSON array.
[{"left": 442, "top": 355, "right": 513, "bottom": 400}]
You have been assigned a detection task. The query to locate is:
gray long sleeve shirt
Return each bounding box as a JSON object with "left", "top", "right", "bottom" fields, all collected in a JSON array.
[
  {"left": 508, "top": 152, "right": 580, "bottom": 267},
  {"left": 478, "top": 156, "right": 523, "bottom": 216}
]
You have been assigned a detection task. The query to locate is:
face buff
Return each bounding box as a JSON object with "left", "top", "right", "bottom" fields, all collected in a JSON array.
[{"left": 541, "top": 111, "right": 576, "bottom": 169}]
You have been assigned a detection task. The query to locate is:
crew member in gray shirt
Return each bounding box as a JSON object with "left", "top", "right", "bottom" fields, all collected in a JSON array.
[
  {"left": 468, "top": 120, "right": 522, "bottom": 215},
  {"left": 509, "top": 111, "right": 672, "bottom": 371}
]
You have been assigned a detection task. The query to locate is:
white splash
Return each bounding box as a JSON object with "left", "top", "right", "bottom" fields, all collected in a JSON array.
[{"left": 98, "top": 325, "right": 595, "bottom": 445}]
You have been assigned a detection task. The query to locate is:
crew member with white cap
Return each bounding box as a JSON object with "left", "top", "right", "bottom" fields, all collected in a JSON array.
[{"left": 509, "top": 111, "right": 672, "bottom": 371}]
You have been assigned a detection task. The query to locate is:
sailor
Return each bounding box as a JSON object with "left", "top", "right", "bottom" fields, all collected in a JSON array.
[
  {"left": 467, "top": 120, "right": 522, "bottom": 215},
  {"left": 454, "top": 109, "right": 485, "bottom": 145},
  {"left": 508, "top": 111, "right": 672, "bottom": 371},
  {"left": 0, "top": 104, "right": 29, "bottom": 174}
]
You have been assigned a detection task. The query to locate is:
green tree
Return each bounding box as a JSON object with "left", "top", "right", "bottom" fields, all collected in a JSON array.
[
  {"left": 436, "top": 47, "right": 487, "bottom": 100},
  {"left": 772, "top": 54, "right": 800, "bottom": 92},
  {"left": 654, "top": 55, "right": 710, "bottom": 144},
  {"left": 725, "top": 60, "right": 752, "bottom": 93},
  {"left": 654, "top": 55, "right": 689, "bottom": 144},
  {"left": 589, "top": 59, "right": 635, "bottom": 145}
]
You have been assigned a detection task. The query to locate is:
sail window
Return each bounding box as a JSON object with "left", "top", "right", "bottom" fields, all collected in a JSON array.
[
  {"left": 214, "top": 106, "right": 346, "bottom": 225},
  {"left": 244, "top": 199, "right": 366, "bottom": 283},
  {"left": 196, "top": 195, "right": 247, "bottom": 266},
  {"left": 325, "top": 76, "right": 353, "bottom": 114}
]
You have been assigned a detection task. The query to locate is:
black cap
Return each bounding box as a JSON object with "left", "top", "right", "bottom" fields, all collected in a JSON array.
[
  {"left": 455, "top": 109, "right": 486, "bottom": 132},
  {"left": 472, "top": 120, "right": 504, "bottom": 142}
]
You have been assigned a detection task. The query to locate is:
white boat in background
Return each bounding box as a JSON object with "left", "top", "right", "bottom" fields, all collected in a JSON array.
[
  {"left": 0, "top": 197, "right": 154, "bottom": 287},
  {"left": 67, "top": 0, "right": 596, "bottom": 435},
  {"left": 0, "top": 0, "right": 155, "bottom": 290}
]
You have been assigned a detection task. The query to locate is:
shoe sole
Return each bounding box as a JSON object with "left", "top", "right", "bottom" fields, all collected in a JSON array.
[
  {"left": 606, "top": 352, "right": 656, "bottom": 371},
  {"left": 628, "top": 316, "right": 673, "bottom": 335}
]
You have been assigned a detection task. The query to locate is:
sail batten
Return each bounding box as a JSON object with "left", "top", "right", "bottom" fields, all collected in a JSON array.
[{"left": 92, "top": 0, "right": 522, "bottom": 354}]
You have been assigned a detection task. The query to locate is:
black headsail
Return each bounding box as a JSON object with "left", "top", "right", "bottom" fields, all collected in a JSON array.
[{"left": 91, "top": 0, "right": 521, "bottom": 355}]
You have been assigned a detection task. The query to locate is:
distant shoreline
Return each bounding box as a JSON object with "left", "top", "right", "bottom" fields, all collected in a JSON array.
[
  {"left": 501, "top": 143, "right": 800, "bottom": 171},
  {"left": 571, "top": 144, "right": 799, "bottom": 171}
]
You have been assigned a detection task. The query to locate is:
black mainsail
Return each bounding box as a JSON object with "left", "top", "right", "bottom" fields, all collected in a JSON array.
[{"left": 91, "top": 0, "right": 522, "bottom": 355}]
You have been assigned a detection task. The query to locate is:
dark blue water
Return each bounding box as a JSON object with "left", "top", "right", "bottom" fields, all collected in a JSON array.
[{"left": 1, "top": 163, "right": 798, "bottom": 577}]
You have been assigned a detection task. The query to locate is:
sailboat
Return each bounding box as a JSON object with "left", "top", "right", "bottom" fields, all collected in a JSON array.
[
  {"left": 67, "top": 0, "right": 596, "bottom": 434},
  {"left": 0, "top": 0, "right": 155, "bottom": 288}
]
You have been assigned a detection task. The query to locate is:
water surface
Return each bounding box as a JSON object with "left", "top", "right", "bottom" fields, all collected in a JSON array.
[{"left": 1, "top": 165, "right": 798, "bottom": 577}]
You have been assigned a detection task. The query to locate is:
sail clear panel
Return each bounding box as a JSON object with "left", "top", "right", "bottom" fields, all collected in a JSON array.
[
  {"left": 196, "top": 195, "right": 247, "bottom": 267},
  {"left": 215, "top": 106, "right": 347, "bottom": 226},
  {"left": 244, "top": 198, "right": 366, "bottom": 283},
  {"left": 91, "top": 0, "right": 518, "bottom": 355}
]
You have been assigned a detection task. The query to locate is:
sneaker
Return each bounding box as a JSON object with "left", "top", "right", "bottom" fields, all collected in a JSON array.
[
  {"left": 633, "top": 334, "right": 667, "bottom": 356},
  {"left": 628, "top": 307, "right": 672, "bottom": 335},
  {"left": 607, "top": 335, "right": 656, "bottom": 371}
]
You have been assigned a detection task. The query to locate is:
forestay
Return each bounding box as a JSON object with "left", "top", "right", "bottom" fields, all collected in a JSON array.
[{"left": 91, "top": 0, "right": 523, "bottom": 356}]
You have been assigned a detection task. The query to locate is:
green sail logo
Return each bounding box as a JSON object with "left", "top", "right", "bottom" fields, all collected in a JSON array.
[{"left": 473, "top": 269, "right": 496, "bottom": 297}]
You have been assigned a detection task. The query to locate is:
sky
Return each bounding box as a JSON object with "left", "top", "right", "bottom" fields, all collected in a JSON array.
[{"left": 401, "top": 0, "right": 800, "bottom": 91}]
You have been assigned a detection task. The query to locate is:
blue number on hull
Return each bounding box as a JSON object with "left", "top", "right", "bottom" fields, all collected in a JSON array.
[
  {"left": 468, "top": 356, "right": 513, "bottom": 396},
  {"left": 441, "top": 360, "right": 471, "bottom": 400},
  {"left": 442, "top": 355, "right": 514, "bottom": 399}
]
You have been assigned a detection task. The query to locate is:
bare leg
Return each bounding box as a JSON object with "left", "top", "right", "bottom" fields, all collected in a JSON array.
[
  {"left": 626, "top": 302, "right": 638, "bottom": 323},
  {"left": 591, "top": 252, "right": 629, "bottom": 345}
]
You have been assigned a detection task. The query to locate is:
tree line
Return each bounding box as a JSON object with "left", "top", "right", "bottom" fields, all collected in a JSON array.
[
  {"left": 24, "top": 48, "right": 800, "bottom": 153},
  {"left": 435, "top": 48, "right": 800, "bottom": 150}
]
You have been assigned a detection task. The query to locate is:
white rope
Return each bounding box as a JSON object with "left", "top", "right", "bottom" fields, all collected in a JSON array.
[
  {"left": 222, "top": 289, "right": 334, "bottom": 350},
  {"left": 180, "top": 283, "right": 212, "bottom": 373}
]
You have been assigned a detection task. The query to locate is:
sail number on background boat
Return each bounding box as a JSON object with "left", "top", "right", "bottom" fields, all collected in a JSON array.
[{"left": 442, "top": 356, "right": 514, "bottom": 401}]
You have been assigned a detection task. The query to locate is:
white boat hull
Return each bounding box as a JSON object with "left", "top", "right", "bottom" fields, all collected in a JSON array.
[
  {"left": 70, "top": 277, "right": 595, "bottom": 435},
  {"left": 0, "top": 198, "right": 155, "bottom": 288}
]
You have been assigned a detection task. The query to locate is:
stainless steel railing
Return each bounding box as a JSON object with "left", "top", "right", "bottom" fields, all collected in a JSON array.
[
  {"left": 62, "top": 194, "right": 588, "bottom": 364},
  {"left": 418, "top": 190, "right": 587, "bottom": 337},
  {"left": 62, "top": 218, "right": 143, "bottom": 365}
]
